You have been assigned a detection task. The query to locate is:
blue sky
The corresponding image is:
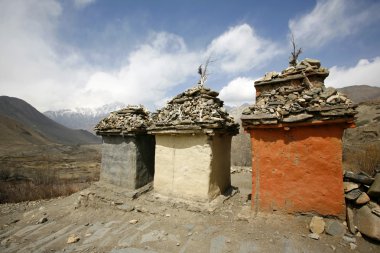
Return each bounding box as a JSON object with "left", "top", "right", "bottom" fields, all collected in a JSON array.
[{"left": 1, "top": 0, "right": 380, "bottom": 111}]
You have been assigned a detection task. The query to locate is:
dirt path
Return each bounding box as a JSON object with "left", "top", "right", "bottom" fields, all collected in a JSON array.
[{"left": 0, "top": 171, "right": 379, "bottom": 253}]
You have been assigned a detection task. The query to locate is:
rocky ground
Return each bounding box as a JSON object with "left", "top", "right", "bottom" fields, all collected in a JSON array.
[{"left": 1, "top": 171, "right": 379, "bottom": 253}]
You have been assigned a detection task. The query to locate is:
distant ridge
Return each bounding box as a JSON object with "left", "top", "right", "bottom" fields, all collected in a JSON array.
[
  {"left": 0, "top": 96, "right": 100, "bottom": 145},
  {"left": 44, "top": 102, "right": 126, "bottom": 133},
  {"left": 337, "top": 85, "right": 380, "bottom": 104}
]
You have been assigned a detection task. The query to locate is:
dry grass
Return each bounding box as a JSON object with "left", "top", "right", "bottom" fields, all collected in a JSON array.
[
  {"left": 0, "top": 168, "right": 96, "bottom": 203},
  {"left": 344, "top": 144, "right": 380, "bottom": 176}
]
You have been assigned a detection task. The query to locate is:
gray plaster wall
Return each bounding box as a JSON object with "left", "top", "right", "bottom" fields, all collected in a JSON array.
[{"left": 100, "top": 135, "right": 155, "bottom": 189}]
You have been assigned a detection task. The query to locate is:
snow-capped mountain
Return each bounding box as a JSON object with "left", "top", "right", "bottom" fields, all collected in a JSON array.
[{"left": 44, "top": 102, "right": 127, "bottom": 133}]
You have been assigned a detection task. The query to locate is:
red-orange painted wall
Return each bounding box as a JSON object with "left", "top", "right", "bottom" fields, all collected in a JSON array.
[{"left": 248, "top": 123, "right": 347, "bottom": 216}]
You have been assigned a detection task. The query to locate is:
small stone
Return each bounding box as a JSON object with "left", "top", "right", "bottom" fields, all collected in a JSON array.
[
  {"left": 176, "top": 242, "right": 180, "bottom": 246},
  {"left": 283, "top": 113, "right": 313, "bottom": 123},
  {"left": 349, "top": 243, "right": 357, "bottom": 250},
  {"left": 288, "top": 94, "right": 297, "bottom": 100},
  {"left": 356, "top": 192, "right": 370, "bottom": 205},
  {"left": 206, "top": 99, "right": 214, "bottom": 105},
  {"left": 37, "top": 217, "right": 48, "bottom": 224},
  {"left": 309, "top": 216, "right": 325, "bottom": 234},
  {"left": 67, "top": 234, "right": 80, "bottom": 244},
  {"left": 242, "top": 108, "right": 251, "bottom": 115},
  {"left": 237, "top": 206, "right": 251, "bottom": 221},
  {"left": 343, "top": 182, "right": 359, "bottom": 192},
  {"left": 320, "top": 87, "right": 337, "bottom": 99},
  {"left": 129, "top": 219, "right": 138, "bottom": 224},
  {"left": 1, "top": 237, "right": 11, "bottom": 246},
  {"left": 330, "top": 245, "right": 336, "bottom": 251},
  {"left": 165, "top": 213, "right": 171, "bottom": 217},
  {"left": 304, "top": 58, "right": 321, "bottom": 68},
  {"left": 325, "top": 220, "right": 345, "bottom": 236},
  {"left": 308, "top": 233, "right": 320, "bottom": 240},
  {"left": 345, "top": 188, "right": 362, "bottom": 201},
  {"left": 342, "top": 235, "right": 356, "bottom": 243}
]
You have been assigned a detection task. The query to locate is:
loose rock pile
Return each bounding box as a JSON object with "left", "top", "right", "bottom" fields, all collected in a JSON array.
[
  {"left": 94, "top": 105, "right": 152, "bottom": 135},
  {"left": 241, "top": 59, "right": 357, "bottom": 126},
  {"left": 257, "top": 58, "right": 329, "bottom": 82},
  {"left": 149, "top": 85, "right": 239, "bottom": 135},
  {"left": 344, "top": 171, "right": 380, "bottom": 241}
]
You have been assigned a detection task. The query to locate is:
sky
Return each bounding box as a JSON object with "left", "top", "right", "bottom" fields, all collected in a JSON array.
[{"left": 1, "top": 0, "right": 380, "bottom": 112}]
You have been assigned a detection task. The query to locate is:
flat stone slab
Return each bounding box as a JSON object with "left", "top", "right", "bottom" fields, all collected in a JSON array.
[{"left": 111, "top": 248, "right": 157, "bottom": 253}]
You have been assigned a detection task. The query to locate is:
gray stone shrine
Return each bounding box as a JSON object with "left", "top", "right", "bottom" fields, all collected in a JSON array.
[{"left": 95, "top": 105, "right": 155, "bottom": 189}]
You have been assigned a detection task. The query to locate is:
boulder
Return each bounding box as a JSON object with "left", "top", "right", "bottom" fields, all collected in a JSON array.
[
  {"left": 355, "top": 205, "right": 380, "bottom": 241},
  {"left": 368, "top": 173, "right": 380, "bottom": 198}
]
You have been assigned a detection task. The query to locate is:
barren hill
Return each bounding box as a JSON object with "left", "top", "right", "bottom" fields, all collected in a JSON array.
[
  {"left": 338, "top": 85, "right": 380, "bottom": 103},
  {"left": 0, "top": 115, "right": 51, "bottom": 146},
  {"left": 0, "top": 96, "right": 100, "bottom": 145}
]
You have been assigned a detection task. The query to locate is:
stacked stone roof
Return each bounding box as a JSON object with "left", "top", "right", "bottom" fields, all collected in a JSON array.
[
  {"left": 241, "top": 58, "right": 357, "bottom": 127},
  {"left": 148, "top": 85, "right": 239, "bottom": 135},
  {"left": 95, "top": 105, "right": 152, "bottom": 135}
]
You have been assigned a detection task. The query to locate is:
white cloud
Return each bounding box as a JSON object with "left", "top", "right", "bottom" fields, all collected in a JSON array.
[
  {"left": 77, "top": 32, "right": 199, "bottom": 108},
  {"left": 73, "top": 0, "right": 96, "bottom": 9},
  {"left": 0, "top": 0, "right": 89, "bottom": 111},
  {"left": 207, "top": 24, "right": 283, "bottom": 73},
  {"left": 326, "top": 57, "right": 380, "bottom": 88},
  {"left": 289, "top": 0, "right": 380, "bottom": 48},
  {"left": 0, "top": 2, "right": 280, "bottom": 111},
  {"left": 219, "top": 77, "right": 255, "bottom": 106}
]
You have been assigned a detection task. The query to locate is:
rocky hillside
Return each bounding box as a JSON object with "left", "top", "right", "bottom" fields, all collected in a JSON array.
[
  {"left": 0, "top": 96, "right": 100, "bottom": 145},
  {"left": 338, "top": 85, "right": 380, "bottom": 103}
]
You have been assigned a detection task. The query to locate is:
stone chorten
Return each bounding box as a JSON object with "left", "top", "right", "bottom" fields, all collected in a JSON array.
[
  {"left": 148, "top": 84, "right": 239, "bottom": 202},
  {"left": 95, "top": 105, "right": 155, "bottom": 189},
  {"left": 241, "top": 58, "right": 357, "bottom": 216}
]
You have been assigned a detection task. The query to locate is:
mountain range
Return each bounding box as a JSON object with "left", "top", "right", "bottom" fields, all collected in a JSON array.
[
  {"left": 44, "top": 102, "right": 126, "bottom": 133},
  {"left": 0, "top": 85, "right": 379, "bottom": 148},
  {"left": 0, "top": 96, "right": 100, "bottom": 145},
  {"left": 42, "top": 85, "right": 380, "bottom": 132}
]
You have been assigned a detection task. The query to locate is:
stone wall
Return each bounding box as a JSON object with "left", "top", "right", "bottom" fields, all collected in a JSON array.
[
  {"left": 101, "top": 135, "right": 155, "bottom": 189},
  {"left": 154, "top": 133, "right": 231, "bottom": 202}
]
